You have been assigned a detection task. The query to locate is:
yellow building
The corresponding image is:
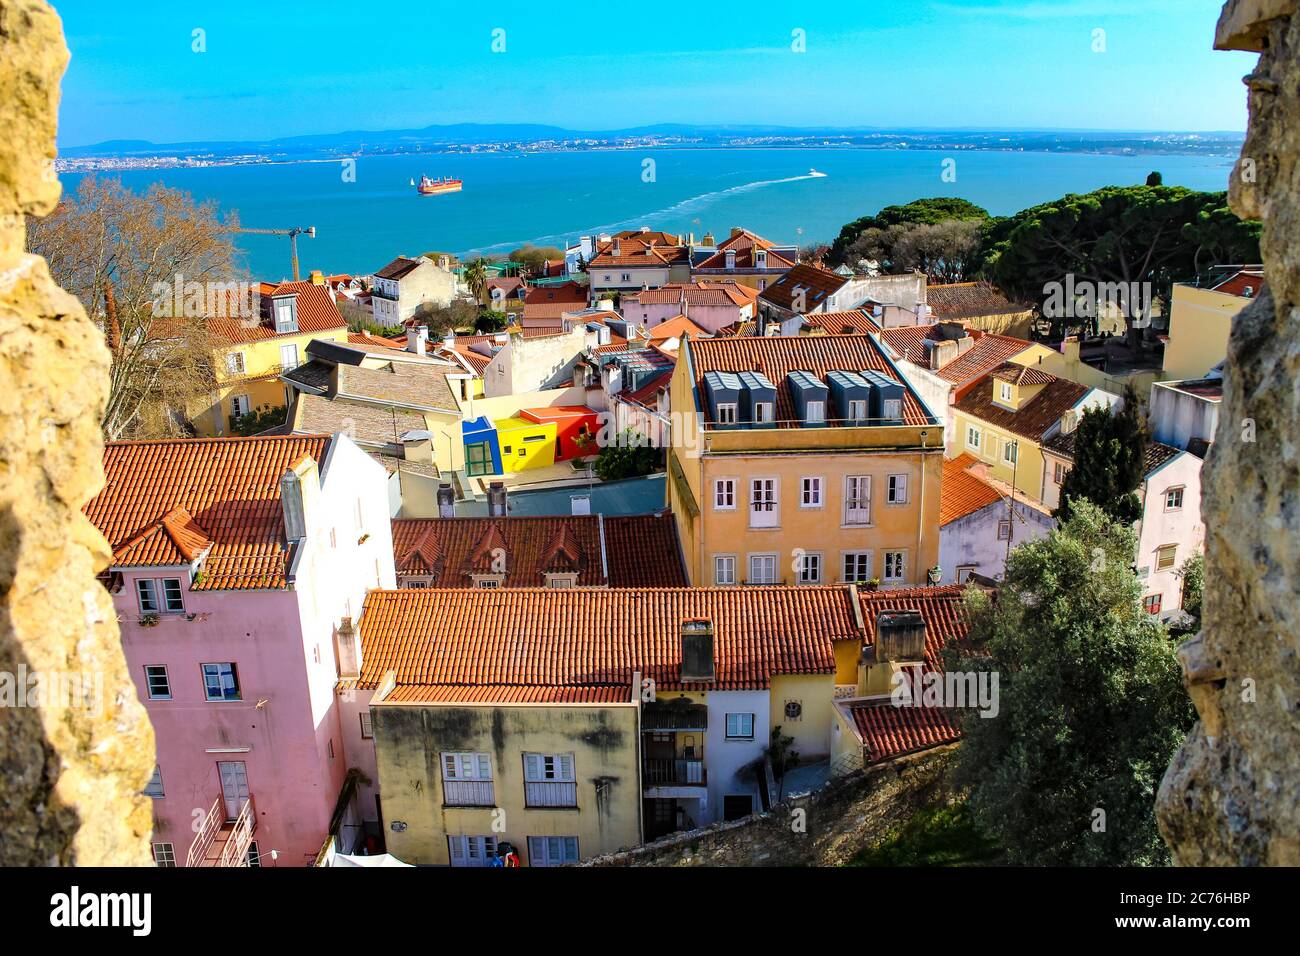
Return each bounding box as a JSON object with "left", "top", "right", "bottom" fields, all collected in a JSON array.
[
  {"left": 194, "top": 279, "right": 348, "bottom": 436},
  {"left": 949, "top": 363, "right": 1116, "bottom": 503},
  {"left": 352, "top": 586, "right": 863, "bottom": 862},
  {"left": 669, "top": 334, "right": 944, "bottom": 588},
  {"left": 1162, "top": 272, "right": 1260, "bottom": 382},
  {"left": 494, "top": 415, "right": 558, "bottom": 472}
]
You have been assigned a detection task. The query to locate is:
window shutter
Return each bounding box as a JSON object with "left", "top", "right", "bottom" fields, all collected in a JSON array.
[
  {"left": 443, "top": 753, "right": 458, "bottom": 779},
  {"left": 524, "top": 753, "right": 541, "bottom": 781},
  {"left": 476, "top": 754, "right": 491, "bottom": 780},
  {"left": 559, "top": 753, "right": 574, "bottom": 781}
]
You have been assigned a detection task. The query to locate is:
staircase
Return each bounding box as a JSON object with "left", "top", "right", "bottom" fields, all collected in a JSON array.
[{"left": 187, "top": 795, "right": 256, "bottom": 867}]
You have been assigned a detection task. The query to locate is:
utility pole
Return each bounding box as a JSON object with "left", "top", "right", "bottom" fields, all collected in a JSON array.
[
  {"left": 1006, "top": 439, "right": 1019, "bottom": 566},
  {"left": 232, "top": 225, "right": 316, "bottom": 281}
]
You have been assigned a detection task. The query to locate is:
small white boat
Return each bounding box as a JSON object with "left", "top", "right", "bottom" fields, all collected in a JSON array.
[
  {"left": 409, "top": 177, "right": 415, "bottom": 186},
  {"left": 808, "top": 168, "right": 827, "bottom": 177}
]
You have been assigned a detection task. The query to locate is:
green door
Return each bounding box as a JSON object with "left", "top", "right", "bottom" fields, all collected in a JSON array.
[{"left": 465, "top": 441, "right": 493, "bottom": 477}]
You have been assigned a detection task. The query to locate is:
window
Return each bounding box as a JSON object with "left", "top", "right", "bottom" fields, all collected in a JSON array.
[
  {"left": 528, "top": 836, "right": 580, "bottom": 867},
  {"left": 883, "top": 551, "right": 906, "bottom": 582},
  {"left": 714, "top": 478, "right": 736, "bottom": 510},
  {"left": 997, "top": 519, "right": 1012, "bottom": 540},
  {"left": 806, "top": 400, "right": 825, "bottom": 424},
  {"left": 844, "top": 476, "right": 871, "bottom": 525},
  {"left": 230, "top": 394, "right": 251, "bottom": 419},
  {"left": 225, "top": 352, "right": 245, "bottom": 375},
  {"left": 842, "top": 551, "right": 872, "bottom": 583},
  {"left": 999, "top": 382, "right": 1013, "bottom": 403},
  {"left": 144, "top": 665, "right": 171, "bottom": 700},
  {"left": 725, "top": 713, "right": 755, "bottom": 739},
  {"left": 882, "top": 398, "right": 902, "bottom": 420},
  {"left": 1054, "top": 461, "right": 1067, "bottom": 485},
  {"left": 144, "top": 765, "right": 164, "bottom": 798},
  {"left": 135, "top": 579, "right": 157, "bottom": 613},
  {"left": 956, "top": 565, "right": 978, "bottom": 584},
  {"left": 201, "top": 662, "right": 241, "bottom": 702},
  {"left": 754, "top": 402, "right": 774, "bottom": 424},
  {"left": 448, "top": 835, "right": 498, "bottom": 868},
  {"left": 796, "top": 552, "right": 822, "bottom": 584},
  {"left": 472, "top": 575, "right": 502, "bottom": 589},
  {"left": 246, "top": 842, "right": 262, "bottom": 867},
  {"left": 966, "top": 425, "right": 981, "bottom": 450},
  {"left": 714, "top": 555, "right": 736, "bottom": 586},
  {"left": 442, "top": 752, "right": 495, "bottom": 806},
  {"left": 1156, "top": 544, "right": 1178, "bottom": 571},
  {"left": 716, "top": 403, "right": 738, "bottom": 425},
  {"left": 274, "top": 299, "right": 295, "bottom": 333},
  {"left": 886, "top": 474, "right": 909, "bottom": 504},
  {"left": 1165, "top": 487, "right": 1185, "bottom": 511},
  {"left": 359, "top": 712, "right": 373, "bottom": 739},
  {"left": 279, "top": 343, "right": 299, "bottom": 371},
  {"left": 1143, "top": 594, "right": 1163, "bottom": 615},
  {"left": 848, "top": 399, "right": 868, "bottom": 421},
  {"left": 800, "top": 476, "right": 823, "bottom": 508},
  {"left": 723, "top": 795, "right": 754, "bottom": 821},
  {"left": 523, "top": 753, "right": 577, "bottom": 807},
  {"left": 748, "top": 553, "right": 777, "bottom": 585},
  {"left": 152, "top": 843, "right": 176, "bottom": 867},
  {"left": 544, "top": 573, "right": 577, "bottom": 588},
  {"left": 749, "top": 478, "right": 778, "bottom": 528},
  {"left": 465, "top": 441, "right": 493, "bottom": 477},
  {"left": 1003, "top": 441, "right": 1018, "bottom": 465},
  {"left": 136, "top": 578, "right": 184, "bottom": 615}
]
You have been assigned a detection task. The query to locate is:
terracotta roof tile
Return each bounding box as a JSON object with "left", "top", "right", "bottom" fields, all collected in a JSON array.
[
  {"left": 850, "top": 699, "right": 962, "bottom": 762},
  {"left": 952, "top": 368, "right": 1089, "bottom": 442},
  {"left": 631, "top": 282, "right": 757, "bottom": 308},
  {"left": 801, "top": 310, "right": 881, "bottom": 336},
  {"left": 87, "top": 435, "right": 332, "bottom": 589},
  {"left": 208, "top": 281, "right": 346, "bottom": 345},
  {"left": 354, "top": 586, "right": 861, "bottom": 698},
  {"left": 940, "top": 454, "right": 1004, "bottom": 526},
  {"left": 926, "top": 282, "right": 1030, "bottom": 319},
  {"left": 757, "top": 263, "right": 848, "bottom": 311},
  {"left": 603, "top": 513, "right": 688, "bottom": 587}
]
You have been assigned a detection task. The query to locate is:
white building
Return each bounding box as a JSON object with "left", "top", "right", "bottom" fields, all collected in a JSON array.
[{"left": 938, "top": 453, "right": 1055, "bottom": 584}]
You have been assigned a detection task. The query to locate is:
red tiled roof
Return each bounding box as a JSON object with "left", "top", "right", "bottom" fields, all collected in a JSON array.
[
  {"left": 926, "top": 282, "right": 1030, "bottom": 319},
  {"left": 937, "top": 335, "right": 1033, "bottom": 386},
  {"left": 208, "top": 281, "right": 347, "bottom": 345},
  {"left": 87, "top": 435, "right": 332, "bottom": 590},
  {"left": 991, "top": 362, "right": 1054, "bottom": 385},
  {"left": 801, "top": 310, "right": 881, "bottom": 336},
  {"left": 524, "top": 281, "right": 587, "bottom": 305},
  {"left": 374, "top": 257, "right": 423, "bottom": 281},
  {"left": 850, "top": 699, "right": 962, "bottom": 763},
  {"left": 631, "top": 282, "right": 757, "bottom": 308},
  {"left": 1210, "top": 269, "right": 1265, "bottom": 298},
  {"left": 647, "top": 314, "right": 709, "bottom": 342},
  {"left": 686, "top": 333, "right": 933, "bottom": 426},
  {"left": 623, "top": 370, "right": 674, "bottom": 406},
  {"left": 603, "top": 513, "right": 687, "bottom": 587},
  {"left": 694, "top": 244, "right": 795, "bottom": 271},
  {"left": 757, "top": 263, "right": 848, "bottom": 311},
  {"left": 589, "top": 236, "right": 689, "bottom": 268},
  {"left": 940, "top": 453, "right": 1003, "bottom": 526},
  {"left": 952, "top": 368, "right": 1089, "bottom": 442},
  {"left": 354, "top": 585, "right": 861, "bottom": 698}
]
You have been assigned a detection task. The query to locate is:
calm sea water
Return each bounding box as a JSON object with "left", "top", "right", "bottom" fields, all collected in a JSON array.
[{"left": 63, "top": 148, "right": 1235, "bottom": 280}]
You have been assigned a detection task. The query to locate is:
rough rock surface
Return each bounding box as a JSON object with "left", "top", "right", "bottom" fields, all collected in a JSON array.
[
  {"left": 0, "top": 0, "right": 155, "bottom": 865},
  {"left": 1156, "top": 0, "right": 1300, "bottom": 866}
]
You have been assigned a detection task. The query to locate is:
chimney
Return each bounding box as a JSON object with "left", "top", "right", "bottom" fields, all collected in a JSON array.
[
  {"left": 612, "top": 238, "right": 622, "bottom": 257},
  {"left": 443, "top": 330, "right": 455, "bottom": 350},
  {"left": 281, "top": 469, "right": 307, "bottom": 542},
  {"left": 487, "top": 481, "right": 508, "bottom": 517},
  {"left": 730, "top": 227, "right": 743, "bottom": 238},
  {"left": 876, "top": 611, "right": 927, "bottom": 663},
  {"left": 334, "top": 616, "right": 362, "bottom": 681},
  {"left": 680, "top": 619, "right": 715, "bottom": 682},
  {"left": 756, "top": 248, "right": 767, "bottom": 269},
  {"left": 437, "top": 482, "right": 455, "bottom": 518},
  {"left": 406, "top": 325, "right": 429, "bottom": 354},
  {"left": 310, "top": 269, "right": 325, "bottom": 286}
]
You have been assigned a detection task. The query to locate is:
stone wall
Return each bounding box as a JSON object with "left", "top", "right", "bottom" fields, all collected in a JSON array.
[
  {"left": 1155, "top": 0, "right": 1300, "bottom": 866},
  {"left": 584, "top": 746, "right": 957, "bottom": 867},
  {"left": 0, "top": 0, "right": 155, "bottom": 865}
]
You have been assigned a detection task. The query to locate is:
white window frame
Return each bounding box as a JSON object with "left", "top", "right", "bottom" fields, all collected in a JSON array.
[
  {"left": 152, "top": 843, "right": 176, "bottom": 867},
  {"left": 796, "top": 551, "right": 822, "bottom": 584},
  {"left": 749, "top": 477, "right": 778, "bottom": 529},
  {"left": 997, "top": 519, "right": 1012, "bottom": 540},
  {"left": 800, "top": 476, "right": 823, "bottom": 508},
  {"left": 848, "top": 399, "right": 868, "bottom": 421},
  {"left": 144, "top": 764, "right": 164, "bottom": 798},
  {"left": 844, "top": 475, "right": 871, "bottom": 526},
  {"left": 1164, "top": 486, "right": 1185, "bottom": 511},
  {"left": 716, "top": 403, "right": 738, "bottom": 425},
  {"left": 201, "top": 662, "right": 241, "bottom": 702},
  {"left": 747, "top": 553, "right": 778, "bottom": 585},
  {"left": 523, "top": 752, "right": 577, "bottom": 808},
  {"left": 999, "top": 382, "right": 1013, "bottom": 403},
  {"left": 886, "top": 473, "right": 909, "bottom": 505},
  {"left": 714, "top": 478, "right": 737, "bottom": 511},
  {"left": 956, "top": 565, "right": 978, "bottom": 584},
  {"left": 753, "top": 401, "right": 774, "bottom": 424},
  {"left": 1054, "top": 461, "right": 1067, "bottom": 485},
  {"left": 359, "top": 712, "right": 373, "bottom": 739},
  {"left": 279, "top": 342, "right": 299, "bottom": 370},
  {"left": 137, "top": 577, "right": 184, "bottom": 615},
  {"left": 528, "top": 835, "right": 580, "bottom": 868},
  {"left": 966, "top": 425, "right": 981, "bottom": 450},
  {"left": 842, "top": 551, "right": 872, "bottom": 583},
  {"left": 714, "top": 554, "right": 736, "bottom": 586},
  {"left": 725, "top": 713, "right": 755, "bottom": 740},
  {"left": 883, "top": 550, "right": 907, "bottom": 583},
  {"left": 882, "top": 398, "right": 902, "bottom": 420},
  {"left": 144, "top": 665, "right": 171, "bottom": 700},
  {"left": 225, "top": 352, "right": 246, "bottom": 376},
  {"left": 1003, "top": 441, "right": 1018, "bottom": 465},
  {"left": 1156, "top": 544, "right": 1178, "bottom": 572},
  {"left": 805, "top": 400, "right": 825, "bottom": 424},
  {"left": 230, "top": 393, "right": 252, "bottom": 419}
]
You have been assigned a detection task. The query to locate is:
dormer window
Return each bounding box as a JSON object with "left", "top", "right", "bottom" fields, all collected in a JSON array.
[
  {"left": 754, "top": 402, "right": 774, "bottom": 424},
  {"left": 755, "top": 249, "right": 767, "bottom": 268},
  {"left": 273, "top": 296, "right": 298, "bottom": 334},
  {"left": 883, "top": 398, "right": 902, "bottom": 420},
  {"left": 716, "top": 403, "right": 738, "bottom": 425},
  {"left": 544, "top": 573, "right": 578, "bottom": 588},
  {"left": 999, "top": 382, "right": 1013, "bottom": 403},
  {"left": 472, "top": 575, "right": 503, "bottom": 589},
  {"left": 806, "top": 400, "right": 825, "bottom": 424},
  {"left": 848, "top": 399, "right": 868, "bottom": 421}
]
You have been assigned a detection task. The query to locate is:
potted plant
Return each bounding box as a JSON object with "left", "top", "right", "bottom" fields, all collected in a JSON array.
[
  {"left": 863, "top": 577, "right": 881, "bottom": 592},
  {"left": 139, "top": 613, "right": 160, "bottom": 628}
]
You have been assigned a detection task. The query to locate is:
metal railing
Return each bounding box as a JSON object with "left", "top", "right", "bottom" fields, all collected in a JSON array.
[
  {"left": 443, "top": 779, "right": 495, "bottom": 807},
  {"left": 186, "top": 797, "right": 224, "bottom": 867},
  {"left": 524, "top": 780, "right": 577, "bottom": 808},
  {"left": 219, "top": 798, "right": 256, "bottom": 868},
  {"left": 185, "top": 795, "right": 256, "bottom": 867},
  {"left": 643, "top": 757, "right": 706, "bottom": 786}
]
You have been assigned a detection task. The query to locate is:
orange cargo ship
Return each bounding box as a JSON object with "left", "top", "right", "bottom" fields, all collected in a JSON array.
[{"left": 416, "top": 175, "right": 462, "bottom": 196}]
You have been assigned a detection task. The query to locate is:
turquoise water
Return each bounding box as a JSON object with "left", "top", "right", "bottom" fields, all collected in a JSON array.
[{"left": 63, "top": 148, "right": 1235, "bottom": 280}]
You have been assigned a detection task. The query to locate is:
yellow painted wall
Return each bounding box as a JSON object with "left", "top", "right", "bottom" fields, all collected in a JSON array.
[
  {"left": 833, "top": 637, "right": 862, "bottom": 686},
  {"left": 831, "top": 703, "right": 865, "bottom": 774},
  {"left": 769, "top": 674, "right": 835, "bottom": 760},
  {"left": 372, "top": 701, "right": 642, "bottom": 866},
  {"left": 495, "top": 417, "right": 558, "bottom": 472},
  {"left": 1162, "top": 283, "right": 1243, "bottom": 381},
  {"left": 194, "top": 327, "right": 349, "bottom": 436},
  {"left": 951, "top": 409, "right": 1047, "bottom": 502}
]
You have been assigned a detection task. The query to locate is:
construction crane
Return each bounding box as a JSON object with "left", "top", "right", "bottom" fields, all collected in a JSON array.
[{"left": 232, "top": 225, "right": 316, "bottom": 281}]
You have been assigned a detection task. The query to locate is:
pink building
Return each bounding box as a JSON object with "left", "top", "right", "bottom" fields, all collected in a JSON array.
[
  {"left": 86, "top": 434, "right": 395, "bottom": 867},
  {"left": 621, "top": 282, "right": 757, "bottom": 333}
]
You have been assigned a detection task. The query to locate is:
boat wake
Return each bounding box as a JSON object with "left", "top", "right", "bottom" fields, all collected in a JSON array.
[{"left": 466, "top": 170, "right": 827, "bottom": 256}]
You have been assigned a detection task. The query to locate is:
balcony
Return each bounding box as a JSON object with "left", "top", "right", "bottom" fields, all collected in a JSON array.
[
  {"left": 643, "top": 757, "right": 706, "bottom": 787},
  {"left": 524, "top": 780, "right": 578, "bottom": 808},
  {"left": 443, "top": 779, "right": 495, "bottom": 807},
  {"left": 186, "top": 795, "right": 256, "bottom": 867},
  {"left": 642, "top": 699, "right": 708, "bottom": 732}
]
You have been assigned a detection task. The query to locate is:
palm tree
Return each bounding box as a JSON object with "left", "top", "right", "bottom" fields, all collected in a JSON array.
[{"left": 464, "top": 258, "right": 488, "bottom": 303}]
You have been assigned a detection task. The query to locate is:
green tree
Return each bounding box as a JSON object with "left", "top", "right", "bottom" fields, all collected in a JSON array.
[
  {"left": 945, "top": 501, "right": 1195, "bottom": 866},
  {"left": 474, "top": 310, "right": 509, "bottom": 333},
  {"left": 830, "top": 197, "right": 990, "bottom": 265},
  {"left": 982, "top": 185, "right": 1261, "bottom": 344},
  {"left": 1176, "top": 553, "right": 1204, "bottom": 622},
  {"left": 463, "top": 258, "right": 488, "bottom": 302},
  {"left": 1055, "top": 388, "right": 1148, "bottom": 525},
  {"left": 1145, "top": 171, "right": 1163, "bottom": 186},
  {"left": 508, "top": 244, "right": 564, "bottom": 276},
  {"left": 593, "top": 430, "right": 658, "bottom": 481}
]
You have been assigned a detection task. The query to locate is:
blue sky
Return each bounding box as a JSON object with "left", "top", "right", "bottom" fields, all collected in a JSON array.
[{"left": 54, "top": 0, "right": 1253, "bottom": 147}]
